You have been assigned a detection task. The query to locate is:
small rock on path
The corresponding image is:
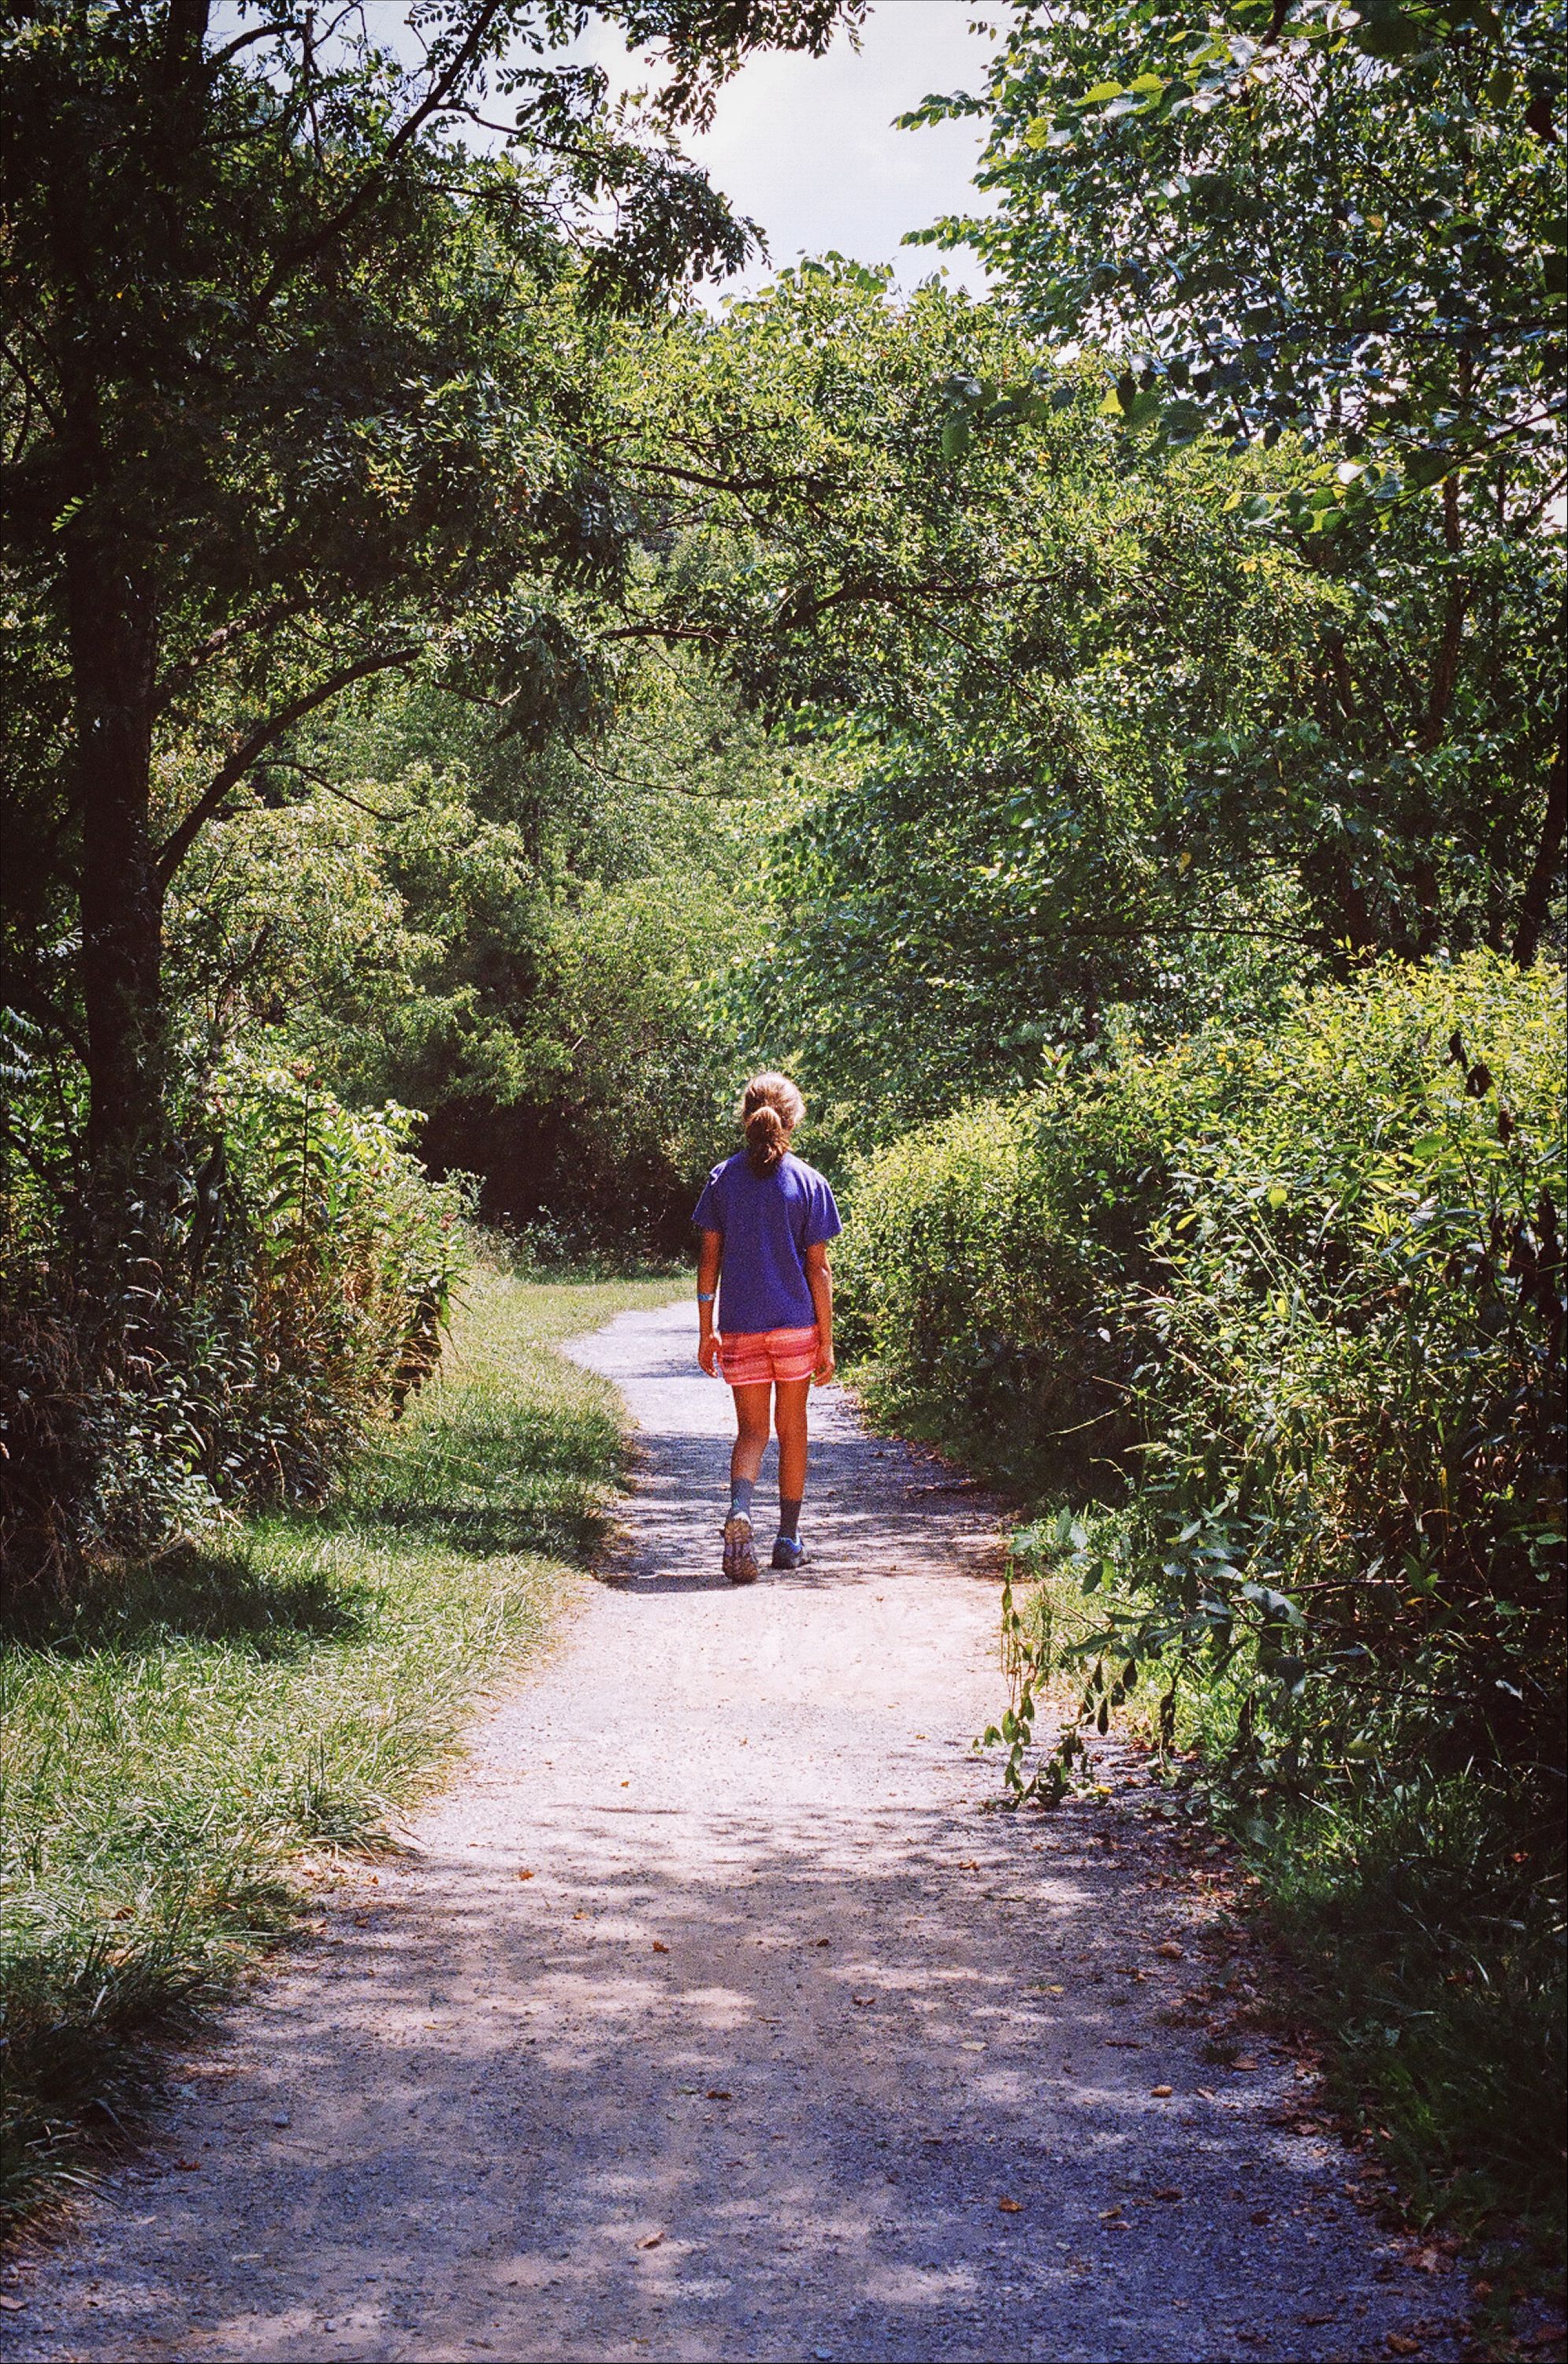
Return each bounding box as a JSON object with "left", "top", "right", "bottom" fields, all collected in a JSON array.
[{"left": 7, "top": 1299, "right": 1464, "bottom": 2362}]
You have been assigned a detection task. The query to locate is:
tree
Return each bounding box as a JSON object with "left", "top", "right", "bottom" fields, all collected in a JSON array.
[
  {"left": 912, "top": 0, "right": 1563, "bottom": 495},
  {"left": 0, "top": 0, "right": 859, "bottom": 1197},
  {"left": 906, "top": 0, "right": 1566, "bottom": 962}
]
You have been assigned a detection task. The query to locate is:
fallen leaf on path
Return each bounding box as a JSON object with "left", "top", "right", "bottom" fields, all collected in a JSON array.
[
  {"left": 1154, "top": 1942, "right": 1183, "bottom": 1959},
  {"left": 1, "top": 2297, "right": 28, "bottom": 2312},
  {"left": 814, "top": 1938, "right": 830, "bottom": 1947},
  {"left": 1149, "top": 2084, "right": 1172, "bottom": 2097},
  {"left": 705, "top": 2090, "right": 732, "bottom": 2101},
  {"left": 998, "top": 2198, "right": 1022, "bottom": 2213},
  {"left": 1251, "top": 2208, "right": 1272, "bottom": 2225},
  {"left": 1299, "top": 2313, "right": 1335, "bottom": 2327},
  {"left": 637, "top": 2232, "right": 665, "bottom": 2251},
  {"left": 1046, "top": 1983, "right": 1065, "bottom": 1994},
  {"left": 1151, "top": 2188, "right": 1183, "bottom": 2202},
  {"left": 1384, "top": 2336, "right": 1422, "bottom": 2357},
  {"left": 1233, "top": 2056, "right": 1260, "bottom": 2071},
  {"left": 1195, "top": 2086, "right": 1217, "bottom": 2099},
  {"left": 1103, "top": 2038, "right": 1143, "bottom": 2049},
  {"left": 173, "top": 2159, "right": 199, "bottom": 2172},
  {"left": 852, "top": 1995, "right": 875, "bottom": 2008},
  {"left": 651, "top": 1941, "right": 669, "bottom": 1953},
  {"left": 516, "top": 1869, "right": 533, "bottom": 1881},
  {"left": 958, "top": 1860, "right": 980, "bottom": 1872}
]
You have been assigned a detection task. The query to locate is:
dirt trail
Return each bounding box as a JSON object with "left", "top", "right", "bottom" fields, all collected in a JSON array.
[{"left": 9, "top": 1299, "right": 1466, "bottom": 2362}]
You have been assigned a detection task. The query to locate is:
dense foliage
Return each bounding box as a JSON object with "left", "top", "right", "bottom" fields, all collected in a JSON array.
[
  {"left": 838, "top": 953, "right": 1565, "bottom": 1793},
  {"left": 914, "top": 0, "right": 1563, "bottom": 494},
  {"left": 909, "top": 0, "right": 1566, "bottom": 962},
  {"left": 1, "top": 1054, "right": 468, "bottom": 1594}
]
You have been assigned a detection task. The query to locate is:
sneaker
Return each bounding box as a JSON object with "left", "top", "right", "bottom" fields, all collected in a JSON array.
[
  {"left": 723, "top": 1513, "right": 759, "bottom": 1584},
  {"left": 771, "top": 1533, "right": 807, "bottom": 1571}
]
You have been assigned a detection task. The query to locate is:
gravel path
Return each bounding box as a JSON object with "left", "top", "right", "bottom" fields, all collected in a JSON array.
[{"left": 7, "top": 1299, "right": 1468, "bottom": 2363}]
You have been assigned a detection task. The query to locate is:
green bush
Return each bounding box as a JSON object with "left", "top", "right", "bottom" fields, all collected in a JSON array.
[
  {"left": 0, "top": 1056, "right": 469, "bottom": 1600},
  {"left": 834, "top": 1037, "right": 1218, "bottom": 1488},
  {"left": 843, "top": 953, "right": 1565, "bottom": 1794},
  {"left": 1126, "top": 953, "right": 1565, "bottom": 1797}
]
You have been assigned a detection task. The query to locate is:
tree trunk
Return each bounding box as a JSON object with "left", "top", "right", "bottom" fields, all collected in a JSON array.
[
  {"left": 66, "top": 543, "right": 166, "bottom": 1181},
  {"left": 1511, "top": 726, "right": 1566, "bottom": 968}
]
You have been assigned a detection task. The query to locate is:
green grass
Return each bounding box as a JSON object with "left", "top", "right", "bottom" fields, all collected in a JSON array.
[
  {"left": 990, "top": 1533, "right": 1566, "bottom": 2282},
  {"left": 0, "top": 1268, "right": 678, "bottom": 2227},
  {"left": 1246, "top": 1777, "right": 1566, "bottom": 2243}
]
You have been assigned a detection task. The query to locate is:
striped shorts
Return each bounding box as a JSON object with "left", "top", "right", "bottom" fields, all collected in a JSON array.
[{"left": 717, "top": 1325, "right": 820, "bottom": 1387}]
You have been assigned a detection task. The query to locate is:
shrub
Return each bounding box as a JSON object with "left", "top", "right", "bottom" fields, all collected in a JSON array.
[
  {"left": 834, "top": 1038, "right": 1219, "bottom": 1489},
  {"left": 842, "top": 953, "right": 1566, "bottom": 1799},
  {"left": 1121, "top": 953, "right": 1566, "bottom": 1802},
  {"left": 0, "top": 1055, "right": 469, "bottom": 1601}
]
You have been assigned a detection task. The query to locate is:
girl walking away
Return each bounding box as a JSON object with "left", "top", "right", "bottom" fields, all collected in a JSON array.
[{"left": 694, "top": 1073, "right": 842, "bottom": 1583}]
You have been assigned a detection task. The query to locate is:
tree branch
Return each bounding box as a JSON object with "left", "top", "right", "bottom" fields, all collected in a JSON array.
[
  {"left": 249, "top": 0, "right": 510, "bottom": 314},
  {"left": 154, "top": 644, "right": 421, "bottom": 887},
  {"left": 0, "top": 975, "right": 90, "bottom": 1068},
  {"left": 1511, "top": 720, "right": 1567, "bottom": 968},
  {"left": 264, "top": 756, "right": 413, "bottom": 823},
  {"left": 152, "top": 597, "right": 317, "bottom": 716}
]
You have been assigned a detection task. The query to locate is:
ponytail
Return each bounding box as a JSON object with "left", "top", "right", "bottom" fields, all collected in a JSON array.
[
  {"left": 745, "top": 1102, "right": 788, "bottom": 1176},
  {"left": 738, "top": 1071, "right": 805, "bottom": 1177}
]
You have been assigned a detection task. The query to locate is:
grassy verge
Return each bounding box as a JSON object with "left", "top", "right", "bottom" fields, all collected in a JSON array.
[
  {"left": 0, "top": 1268, "right": 677, "bottom": 2228},
  {"left": 984, "top": 1525, "right": 1566, "bottom": 2280},
  {"left": 852, "top": 1377, "right": 1566, "bottom": 2306}
]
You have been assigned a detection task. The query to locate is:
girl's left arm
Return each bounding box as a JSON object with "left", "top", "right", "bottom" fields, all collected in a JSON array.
[
  {"left": 804, "top": 1241, "right": 835, "bottom": 1383},
  {"left": 697, "top": 1228, "right": 723, "bottom": 1374}
]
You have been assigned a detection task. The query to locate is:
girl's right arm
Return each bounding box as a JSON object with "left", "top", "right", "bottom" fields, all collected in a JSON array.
[{"left": 804, "top": 1241, "right": 835, "bottom": 1383}]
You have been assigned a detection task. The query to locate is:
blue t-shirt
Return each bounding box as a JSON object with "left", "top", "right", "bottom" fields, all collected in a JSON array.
[{"left": 693, "top": 1151, "right": 842, "bottom": 1336}]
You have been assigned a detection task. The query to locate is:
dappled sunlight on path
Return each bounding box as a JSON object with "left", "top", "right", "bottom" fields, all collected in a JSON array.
[{"left": 10, "top": 1301, "right": 1466, "bottom": 2362}]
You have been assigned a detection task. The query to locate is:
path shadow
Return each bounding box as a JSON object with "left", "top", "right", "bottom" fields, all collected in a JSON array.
[{"left": 73, "top": 1796, "right": 1430, "bottom": 2364}]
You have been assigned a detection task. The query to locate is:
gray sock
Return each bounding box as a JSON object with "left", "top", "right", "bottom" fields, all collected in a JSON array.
[
  {"left": 729, "top": 1477, "right": 754, "bottom": 1522},
  {"left": 778, "top": 1496, "right": 802, "bottom": 1541}
]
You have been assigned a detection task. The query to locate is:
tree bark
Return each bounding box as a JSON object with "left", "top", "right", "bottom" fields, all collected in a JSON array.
[
  {"left": 1511, "top": 723, "right": 1566, "bottom": 968},
  {"left": 66, "top": 542, "right": 165, "bottom": 1180}
]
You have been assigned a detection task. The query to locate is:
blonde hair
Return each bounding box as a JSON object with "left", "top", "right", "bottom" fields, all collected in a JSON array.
[{"left": 738, "top": 1072, "right": 804, "bottom": 1177}]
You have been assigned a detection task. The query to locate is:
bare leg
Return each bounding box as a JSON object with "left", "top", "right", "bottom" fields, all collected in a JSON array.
[
  {"left": 730, "top": 1384, "right": 772, "bottom": 1489},
  {"left": 774, "top": 1378, "right": 811, "bottom": 1504}
]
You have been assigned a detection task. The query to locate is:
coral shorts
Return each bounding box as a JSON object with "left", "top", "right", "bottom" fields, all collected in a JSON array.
[{"left": 717, "top": 1325, "right": 821, "bottom": 1388}]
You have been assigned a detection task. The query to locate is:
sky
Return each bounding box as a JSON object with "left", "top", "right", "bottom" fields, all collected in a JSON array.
[
  {"left": 276, "top": 2, "right": 1005, "bottom": 301},
  {"left": 571, "top": 2, "right": 1003, "bottom": 300}
]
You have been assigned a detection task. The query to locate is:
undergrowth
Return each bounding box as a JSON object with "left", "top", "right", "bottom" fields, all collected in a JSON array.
[
  {"left": 981, "top": 1523, "right": 1567, "bottom": 2269},
  {"left": 0, "top": 1268, "right": 678, "bottom": 2228}
]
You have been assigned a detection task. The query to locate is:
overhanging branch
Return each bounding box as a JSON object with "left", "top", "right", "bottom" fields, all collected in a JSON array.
[{"left": 154, "top": 644, "right": 421, "bottom": 887}]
